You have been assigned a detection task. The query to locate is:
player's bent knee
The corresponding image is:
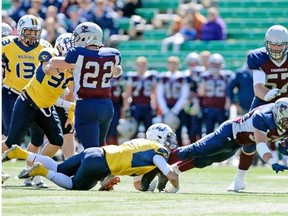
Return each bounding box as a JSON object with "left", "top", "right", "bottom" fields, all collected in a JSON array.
[
  {"left": 241, "top": 145, "right": 256, "bottom": 155},
  {"left": 50, "top": 136, "right": 64, "bottom": 147}
]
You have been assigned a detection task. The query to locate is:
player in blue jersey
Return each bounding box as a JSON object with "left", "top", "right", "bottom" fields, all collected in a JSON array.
[
  {"left": 46, "top": 22, "right": 122, "bottom": 149},
  {"left": 3, "top": 123, "right": 179, "bottom": 192},
  {"left": 142, "top": 98, "right": 288, "bottom": 191},
  {"left": 228, "top": 25, "right": 288, "bottom": 192}
]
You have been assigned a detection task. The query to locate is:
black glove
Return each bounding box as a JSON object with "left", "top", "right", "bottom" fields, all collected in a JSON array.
[{"left": 272, "top": 163, "right": 288, "bottom": 173}]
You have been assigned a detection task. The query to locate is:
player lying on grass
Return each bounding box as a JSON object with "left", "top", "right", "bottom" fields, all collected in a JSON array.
[
  {"left": 141, "top": 97, "right": 288, "bottom": 192},
  {"left": 2, "top": 123, "right": 179, "bottom": 192}
]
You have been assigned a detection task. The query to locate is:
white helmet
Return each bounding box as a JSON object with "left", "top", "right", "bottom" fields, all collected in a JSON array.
[
  {"left": 163, "top": 112, "right": 180, "bottom": 131},
  {"left": 1, "top": 23, "right": 13, "bottom": 37},
  {"left": 208, "top": 53, "right": 225, "bottom": 74},
  {"left": 272, "top": 98, "right": 288, "bottom": 133},
  {"left": 265, "top": 25, "right": 288, "bottom": 60},
  {"left": 146, "top": 123, "right": 178, "bottom": 151},
  {"left": 185, "top": 52, "right": 201, "bottom": 66},
  {"left": 117, "top": 117, "right": 138, "bottom": 139},
  {"left": 55, "top": 33, "right": 73, "bottom": 56},
  {"left": 71, "top": 22, "right": 103, "bottom": 48},
  {"left": 17, "top": 15, "right": 42, "bottom": 46}
]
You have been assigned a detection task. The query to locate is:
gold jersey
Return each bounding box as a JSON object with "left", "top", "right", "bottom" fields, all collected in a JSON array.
[
  {"left": 2, "top": 36, "right": 52, "bottom": 92},
  {"left": 103, "top": 138, "right": 170, "bottom": 176},
  {"left": 24, "top": 48, "right": 74, "bottom": 108}
]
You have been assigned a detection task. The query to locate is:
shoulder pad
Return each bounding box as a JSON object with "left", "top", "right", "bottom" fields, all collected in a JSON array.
[{"left": 38, "top": 48, "right": 57, "bottom": 62}]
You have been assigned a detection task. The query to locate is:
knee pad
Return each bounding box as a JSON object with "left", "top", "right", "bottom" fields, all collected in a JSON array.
[{"left": 241, "top": 144, "right": 256, "bottom": 155}]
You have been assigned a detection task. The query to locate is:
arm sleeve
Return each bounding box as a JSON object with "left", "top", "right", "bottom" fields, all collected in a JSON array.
[
  {"left": 153, "top": 154, "right": 172, "bottom": 176},
  {"left": 253, "top": 69, "right": 266, "bottom": 86}
]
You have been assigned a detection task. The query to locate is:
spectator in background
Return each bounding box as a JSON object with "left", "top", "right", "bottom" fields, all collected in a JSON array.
[
  {"left": 65, "top": 4, "right": 87, "bottom": 33},
  {"left": 161, "top": 16, "right": 196, "bottom": 53},
  {"left": 92, "top": 0, "right": 119, "bottom": 38},
  {"left": 7, "top": 0, "right": 27, "bottom": 22},
  {"left": 42, "top": 0, "right": 63, "bottom": 12},
  {"left": 120, "top": 0, "right": 142, "bottom": 18},
  {"left": 2, "top": 11, "right": 17, "bottom": 34},
  {"left": 42, "top": 17, "right": 66, "bottom": 46},
  {"left": 187, "top": 6, "right": 206, "bottom": 40},
  {"left": 200, "top": 7, "right": 226, "bottom": 41},
  {"left": 45, "top": 5, "right": 59, "bottom": 19},
  {"left": 227, "top": 64, "right": 254, "bottom": 116},
  {"left": 29, "top": 0, "right": 46, "bottom": 20},
  {"left": 77, "top": 0, "right": 95, "bottom": 21}
]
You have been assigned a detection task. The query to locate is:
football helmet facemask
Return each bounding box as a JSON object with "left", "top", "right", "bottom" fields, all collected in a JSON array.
[
  {"left": 272, "top": 98, "right": 288, "bottom": 133},
  {"left": 17, "top": 15, "right": 42, "bottom": 46},
  {"left": 265, "top": 25, "right": 288, "bottom": 61},
  {"left": 55, "top": 33, "right": 73, "bottom": 56},
  {"left": 1, "top": 23, "right": 13, "bottom": 37},
  {"left": 71, "top": 22, "right": 103, "bottom": 48},
  {"left": 146, "top": 123, "right": 178, "bottom": 152}
]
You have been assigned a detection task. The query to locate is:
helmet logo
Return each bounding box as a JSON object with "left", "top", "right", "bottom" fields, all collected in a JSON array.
[
  {"left": 81, "top": 25, "right": 89, "bottom": 32},
  {"left": 18, "top": 20, "right": 25, "bottom": 29},
  {"left": 279, "top": 104, "right": 288, "bottom": 114}
]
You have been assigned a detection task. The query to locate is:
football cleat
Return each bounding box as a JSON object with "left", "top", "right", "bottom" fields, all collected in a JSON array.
[
  {"left": 99, "top": 175, "right": 120, "bottom": 191},
  {"left": 1, "top": 172, "right": 10, "bottom": 184},
  {"left": 34, "top": 175, "right": 49, "bottom": 189},
  {"left": 18, "top": 162, "right": 48, "bottom": 179},
  {"left": 23, "top": 177, "right": 35, "bottom": 187},
  {"left": 2, "top": 145, "right": 19, "bottom": 162},
  {"left": 227, "top": 180, "right": 246, "bottom": 192}
]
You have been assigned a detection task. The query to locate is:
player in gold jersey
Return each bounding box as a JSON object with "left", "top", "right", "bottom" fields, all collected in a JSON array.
[
  {"left": 2, "top": 15, "right": 51, "bottom": 140},
  {"left": 3, "top": 124, "right": 180, "bottom": 192},
  {"left": 1, "top": 15, "right": 52, "bottom": 186}
]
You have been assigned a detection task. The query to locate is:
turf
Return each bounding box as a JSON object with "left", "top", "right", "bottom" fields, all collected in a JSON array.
[{"left": 2, "top": 160, "right": 288, "bottom": 216}]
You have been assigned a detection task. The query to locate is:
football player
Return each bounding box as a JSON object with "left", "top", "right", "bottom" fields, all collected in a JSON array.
[
  {"left": 1, "top": 15, "right": 52, "bottom": 186},
  {"left": 228, "top": 25, "right": 288, "bottom": 192},
  {"left": 183, "top": 52, "right": 205, "bottom": 143},
  {"left": 2, "top": 38, "right": 74, "bottom": 188},
  {"left": 143, "top": 98, "right": 288, "bottom": 191},
  {"left": 3, "top": 123, "right": 180, "bottom": 192},
  {"left": 46, "top": 22, "right": 122, "bottom": 149},
  {"left": 123, "top": 56, "right": 158, "bottom": 139},
  {"left": 197, "top": 53, "right": 231, "bottom": 134},
  {"left": 156, "top": 56, "right": 190, "bottom": 146},
  {"left": 106, "top": 76, "right": 125, "bottom": 145}
]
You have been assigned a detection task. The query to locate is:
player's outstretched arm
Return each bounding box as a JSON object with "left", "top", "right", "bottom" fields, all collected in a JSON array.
[{"left": 153, "top": 154, "right": 179, "bottom": 193}]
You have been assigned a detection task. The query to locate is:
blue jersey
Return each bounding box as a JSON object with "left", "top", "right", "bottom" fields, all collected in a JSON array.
[
  {"left": 232, "top": 103, "right": 287, "bottom": 145},
  {"left": 247, "top": 48, "right": 288, "bottom": 101},
  {"left": 65, "top": 47, "right": 121, "bottom": 100},
  {"left": 227, "top": 66, "right": 254, "bottom": 111}
]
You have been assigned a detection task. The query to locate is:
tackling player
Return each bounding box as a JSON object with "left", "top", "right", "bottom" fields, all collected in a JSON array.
[
  {"left": 3, "top": 123, "right": 180, "bottom": 192},
  {"left": 228, "top": 25, "right": 288, "bottom": 192},
  {"left": 143, "top": 98, "right": 288, "bottom": 191}
]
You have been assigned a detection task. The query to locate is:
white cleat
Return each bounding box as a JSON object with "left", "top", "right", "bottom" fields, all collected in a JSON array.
[
  {"left": 227, "top": 180, "right": 246, "bottom": 192},
  {"left": 2, "top": 172, "right": 10, "bottom": 184}
]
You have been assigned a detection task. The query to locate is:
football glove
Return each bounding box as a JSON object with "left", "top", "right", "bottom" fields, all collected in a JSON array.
[
  {"left": 271, "top": 163, "right": 288, "bottom": 173},
  {"left": 264, "top": 88, "right": 280, "bottom": 101},
  {"left": 163, "top": 185, "right": 179, "bottom": 193}
]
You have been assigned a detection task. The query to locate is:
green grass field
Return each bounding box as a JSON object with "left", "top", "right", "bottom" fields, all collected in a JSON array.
[{"left": 2, "top": 160, "right": 288, "bottom": 216}]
